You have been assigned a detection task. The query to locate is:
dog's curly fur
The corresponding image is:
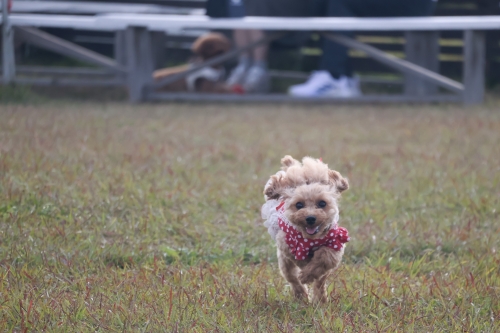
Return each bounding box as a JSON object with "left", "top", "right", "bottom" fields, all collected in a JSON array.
[{"left": 264, "top": 155, "right": 349, "bottom": 303}]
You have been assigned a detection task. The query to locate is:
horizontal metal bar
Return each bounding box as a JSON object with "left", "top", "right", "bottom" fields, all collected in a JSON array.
[
  {"left": 268, "top": 70, "right": 404, "bottom": 84},
  {"left": 323, "top": 33, "right": 464, "bottom": 94},
  {"left": 360, "top": 77, "right": 404, "bottom": 85},
  {"left": 6, "top": 14, "right": 500, "bottom": 32},
  {"left": 4, "top": 66, "right": 115, "bottom": 76},
  {"left": 147, "top": 92, "right": 462, "bottom": 103},
  {"left": 10, "top": 1, "right": 203, "bottom": 15},
  {"left": 13, "top": 77, "right": 123, "bottom": 86},
  {"left": 268, "top": 70, "right": 309, "bottom": 80}
]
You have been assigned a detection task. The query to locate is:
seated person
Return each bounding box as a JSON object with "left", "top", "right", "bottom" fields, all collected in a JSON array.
[
  {"left": 229, "top": 0, "right": 311, "bottom": 93},
  {"left": 241, "top": 0, "right": 436, "bottom": 96},
  {"left": 206, "top": 0, "right": 269, "bottom": 93}
]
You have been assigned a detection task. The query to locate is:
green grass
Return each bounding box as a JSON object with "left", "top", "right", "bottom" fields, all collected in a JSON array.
[
  {"left": 0, "top": 85, "right": 44, "bottom": 104},
  {"left": 1, "top": 100, "right": 500, "bottom": 332}
]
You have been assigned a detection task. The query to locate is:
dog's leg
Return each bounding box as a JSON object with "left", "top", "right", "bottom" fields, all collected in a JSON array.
[
  {"left": 312, "top": 273, "right": 329, "bottom": 303},
  {"left": 299, "top": 247, "right": 343, "bottom": 285},
  {"left": 278, "top": 250, "right": 308, "bottom": 300}
]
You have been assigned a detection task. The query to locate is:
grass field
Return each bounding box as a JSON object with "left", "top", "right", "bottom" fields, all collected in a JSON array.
[{"left": 1, "top": 99, "right": 500, "bottom": 332}]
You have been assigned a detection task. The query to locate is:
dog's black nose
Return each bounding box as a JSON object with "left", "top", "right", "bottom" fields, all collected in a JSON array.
[{"left": 306, "top": 216, "right": 316, "bottom": 225}]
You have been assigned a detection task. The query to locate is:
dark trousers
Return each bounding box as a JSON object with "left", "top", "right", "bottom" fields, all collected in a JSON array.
[{"left": 313, "top": 0, "right": 435, "bottom": 78}]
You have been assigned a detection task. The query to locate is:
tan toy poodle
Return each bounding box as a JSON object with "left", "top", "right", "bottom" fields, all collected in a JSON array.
[{"left": 262, "top": 155, "right": 350, "bottom": 303}]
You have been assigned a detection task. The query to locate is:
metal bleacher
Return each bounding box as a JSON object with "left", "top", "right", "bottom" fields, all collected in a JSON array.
[{"left": 2, "top": 0, "right": 500, "bottom": 104}]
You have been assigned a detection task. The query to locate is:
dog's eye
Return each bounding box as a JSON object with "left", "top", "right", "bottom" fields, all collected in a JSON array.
[
  {"left": 295, "top": 202, "right": 304, "bottom": 210},
  {"left": 318, "top": 200, "right": 327, "bottom": 208}
]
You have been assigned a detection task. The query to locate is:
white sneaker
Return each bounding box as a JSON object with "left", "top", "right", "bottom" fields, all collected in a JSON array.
[
  {"left": 243, "top": 65, "right": 270, "bottom": 93},
  {"left": 288, "top": 71, "right": 361, "bottom": 98},
  {"left": 226, "top": 63, "right": 248, "bottom": 87}
]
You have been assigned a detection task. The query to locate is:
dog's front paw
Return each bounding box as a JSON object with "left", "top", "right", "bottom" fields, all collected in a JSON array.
[
  {"left": 299, "top": 271, "right": 315, "bottom": 285},
  {"left": 292, "top": 285, "right": 309, "bottom": 300},
  {"left": 299, "top": 266, "right": 322, "bottom": 284}
]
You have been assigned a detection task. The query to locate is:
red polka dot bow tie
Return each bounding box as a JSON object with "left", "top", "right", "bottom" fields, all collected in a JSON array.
[{"left": 276, "top": 201, "right": 350, "bottom": 260}]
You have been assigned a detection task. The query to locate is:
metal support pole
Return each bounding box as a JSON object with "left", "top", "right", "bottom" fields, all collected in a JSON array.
[
  {"left": 125, "top": 26, "right": 154, "bottom": 103},
  {"left": 463, "top": 30, "right": 485, "bottom": 105},
  {"left": 404, "top": 31, "right": 440, "bottom": 96},
  {"left": 2, "top": 0, "right": 15, "bottom": 84}
]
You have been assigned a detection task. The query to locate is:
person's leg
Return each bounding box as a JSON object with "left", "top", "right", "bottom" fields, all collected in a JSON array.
[
  {"left": 242, "top": 0, "right": 310, "bottom": 93},
  {"left": 317, "top": 0, "right": 355, "bottom": 79},
  {"left": 249, "top": 29, "right": 267, "bottom": 65},
  {"left": 228, "top": 0, "right": 250, "bottom": 56},
  {"left": 226, "top": 0, "right": 253, "bottom": 86},
  {"left": 227, "top": 29, "right": 269, "bottom": 91},
  {"left": 288, "top": 0, "right": 435, "bottom": 96},
  {"left": 318, "top": 0, "right": 434, "bottom": 78},
  {"left": 233, "top": 30, "right": 250, "bottom": 59},
  {"left": 226, "top": 29, "right": 253, "bottom": 86},
  {"left": 232, "top": 0, "right": 271, "bottom": 92},
  {"left": 242, "top": 29, "right": 270, "bottom": 92},
  {"left": 288, "top": 0, "right": 360, "bottom": 97}
]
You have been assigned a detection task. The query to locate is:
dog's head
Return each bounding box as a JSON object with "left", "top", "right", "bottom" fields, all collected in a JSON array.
[
  {"left": 264, "top": 156, "right": 349, "bottom": 239},
  {"left": 191, "top": 32, "right": 231, "bottom": 60}
]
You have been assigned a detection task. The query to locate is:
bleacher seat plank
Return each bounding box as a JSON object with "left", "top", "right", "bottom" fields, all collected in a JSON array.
[
  {"left": 10, "top": 1, "right": 203, "bottom": 15},
  {"left": 147, "top": 92, "right": 462, "bottom": 104},
  {"left": 4, "top": 14, "right": 500, "bottom": 32}
]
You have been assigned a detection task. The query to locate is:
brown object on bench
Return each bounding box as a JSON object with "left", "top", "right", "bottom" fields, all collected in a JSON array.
[{"left": 153, "top": 32, "right": 234, "bottom": 93}]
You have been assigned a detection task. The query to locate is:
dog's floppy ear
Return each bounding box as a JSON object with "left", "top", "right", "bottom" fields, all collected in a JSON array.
[
  {"left": 281, "top": 155, "right": 301, "bottom": 171},
  {"left": 264, "top": 173, "right": 289, "bottom": 200},
  {"left": 328, "top": 170, "right": 349, "bottom": 193}
]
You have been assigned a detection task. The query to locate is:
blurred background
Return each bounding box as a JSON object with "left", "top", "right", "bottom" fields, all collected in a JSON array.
[{"left": 10, "top": 0, "right": 500, "bottom": 97}]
